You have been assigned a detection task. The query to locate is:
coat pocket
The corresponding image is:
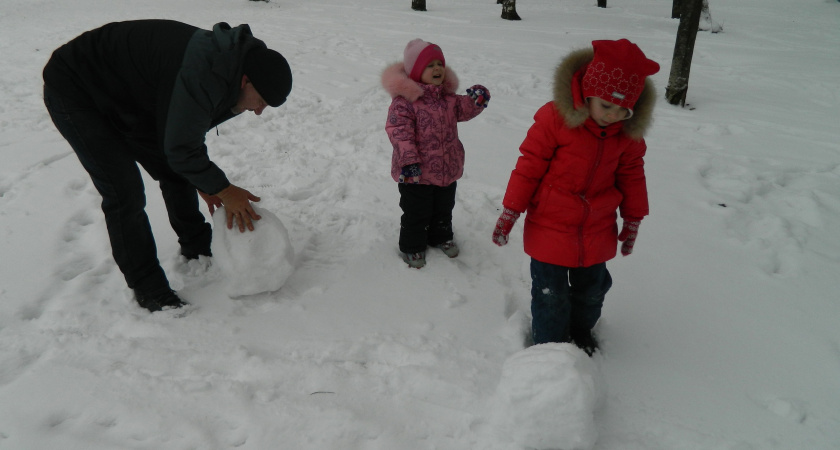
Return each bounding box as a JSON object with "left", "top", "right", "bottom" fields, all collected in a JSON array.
[
  {"left": 531, "top": 184, "right": 582, "bottom": 231},
  {"left": 587, "top": 188, "right": 622, "bottom": 231}
]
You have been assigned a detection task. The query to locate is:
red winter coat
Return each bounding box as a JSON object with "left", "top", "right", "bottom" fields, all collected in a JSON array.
[
  {"left": 502, "top": 47, "right": 655, "bottom": 267},
  {"left": 382, "top": 62, "right": 486, "bottom": 186}
]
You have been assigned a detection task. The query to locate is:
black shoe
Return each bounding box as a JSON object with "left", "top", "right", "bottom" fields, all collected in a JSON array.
[
  {"left": 571, "top": 329, "right": 599, "bottom": 357},
  {"left": 181, "top": 247, "right": 212, "bottom": 260},
  {"left": 135, "top": 288, "right": 187, "bottom": 312}
]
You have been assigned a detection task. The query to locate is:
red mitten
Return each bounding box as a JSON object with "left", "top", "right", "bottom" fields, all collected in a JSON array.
[
  {"left": 492, "top": 208, "right": 521, "bottom": 246},
  {"left": 618, "top": 220, "right": 641, "bottom": 256}
]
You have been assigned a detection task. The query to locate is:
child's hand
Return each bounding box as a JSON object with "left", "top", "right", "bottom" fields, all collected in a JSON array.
[
  {"left": 618, "top": 220, "right": 641, "bottom": 256},
  {"left": 466, "top": 85, "right": 491, "bottom": 108},
  {"left": 399, "top": 163, "right": 422, "bottom": 184},
  {"left": 492, "top": 207, "right": 520, "bottom": 246}
]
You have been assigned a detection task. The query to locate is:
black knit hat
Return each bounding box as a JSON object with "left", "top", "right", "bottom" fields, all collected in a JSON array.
[{"left": 243, "top": 48, "right": 293, "bottom": 107}]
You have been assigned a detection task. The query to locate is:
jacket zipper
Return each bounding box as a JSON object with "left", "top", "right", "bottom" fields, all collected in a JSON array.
[{"left": 577, "top": 138, "right": 605, "bottom": 266}]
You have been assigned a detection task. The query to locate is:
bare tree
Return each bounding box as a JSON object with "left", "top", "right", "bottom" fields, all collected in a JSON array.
[
  {"left": 499, "top": 0, "right": 521, "bottom": 20},
  {"left": 665, "top": 0, "right": 704, "bottom": 106},
  {"left": 674, "top": 0, "right": 721, "bottom": 32},
  {"left": 412, "top": 0, "right": 426, "bottom": 11}
]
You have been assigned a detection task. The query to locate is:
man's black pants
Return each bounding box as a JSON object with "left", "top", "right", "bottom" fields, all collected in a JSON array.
[{"left": 43, "top": 85, "right": 211, "bottom": 294}]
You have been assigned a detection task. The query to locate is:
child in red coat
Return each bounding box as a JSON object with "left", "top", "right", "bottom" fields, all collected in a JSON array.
[{"left": 492, "top": 39, "right": 660, "bottom": 355}]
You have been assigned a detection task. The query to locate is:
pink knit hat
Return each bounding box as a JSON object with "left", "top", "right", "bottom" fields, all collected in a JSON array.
[
  {"left": 581, "top": 39, "right": 660, "bottom": 111},
  {"left": 403, "top": 38, "right": 445, "bottom": 82}
]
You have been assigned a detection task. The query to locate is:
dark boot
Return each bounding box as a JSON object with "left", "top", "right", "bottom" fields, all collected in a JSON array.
[
  {"left": 135, "top": 288, "right": 187, "bottom": 312},
  {"left": 571, "top": 328, "right": 599, "bottom": 357},
  {"left": 180, "top": 247, "right": 212, "bottom": 260}
]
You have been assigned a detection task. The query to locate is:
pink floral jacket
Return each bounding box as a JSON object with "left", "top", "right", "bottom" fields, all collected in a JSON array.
[{"left": 382, "top": 62, "right": 487, "bottom": 186}]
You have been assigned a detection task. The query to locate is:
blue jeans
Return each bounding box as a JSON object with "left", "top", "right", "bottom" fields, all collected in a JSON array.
[
  {"left": 43, "top": 85, "right": 211, "bottom": 293},
  {"left": 530, "top": 259, "right": 612, "bottom": 345}
]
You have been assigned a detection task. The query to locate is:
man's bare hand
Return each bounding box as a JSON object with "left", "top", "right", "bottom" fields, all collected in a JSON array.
[
  {"left": 198, "top": 190, "right": 223, "bottom": 215},
  {"left": 215, "top": 184, "right": 262, "bottom": 232}
]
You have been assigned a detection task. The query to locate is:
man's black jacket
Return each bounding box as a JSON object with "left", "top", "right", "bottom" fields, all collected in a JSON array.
[{"left": 43, "top": 19, "right": 268, "bottom": 194}]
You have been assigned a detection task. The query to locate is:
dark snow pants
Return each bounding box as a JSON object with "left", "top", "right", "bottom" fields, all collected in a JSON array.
[
  {"left": 530, "top": 259, "right": 612, "bottom": 345},
  {"left": 43, "top": 84, "right": 211, "bottom": 295},
  {"left": 397, "top": 181, "right": 457, "bottom": 254}
]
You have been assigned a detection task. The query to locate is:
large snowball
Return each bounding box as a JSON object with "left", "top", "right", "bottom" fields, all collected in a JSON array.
[
  {"left": 211, "top": 206, "right": 295, "bottom": 297},
  {"left": 490, "top": 343, "right": 604, "bottom": 450}
]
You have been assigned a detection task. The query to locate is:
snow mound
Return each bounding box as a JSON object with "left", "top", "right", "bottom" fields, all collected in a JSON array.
[
  {"left": 211, "top": 206, "right": 295, "bottom": 297},
  {"left": 491, "top": 343, "right": 605, "bottom": 450}
]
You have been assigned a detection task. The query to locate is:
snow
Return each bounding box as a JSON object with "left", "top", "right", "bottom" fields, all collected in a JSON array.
[
  {"left": 211, "top": 206, "right": 297, "bottom": 297},
  {"left": 491, "top": 343, "right": 605, "bottom": 449},
  {"left": 1, "top": 0, "right": 839, "bottom": 449}
]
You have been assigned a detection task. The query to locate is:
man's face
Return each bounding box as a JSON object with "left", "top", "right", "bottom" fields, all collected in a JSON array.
[{"left": 232, "top": 76, "right": 268, "bottom": 115}]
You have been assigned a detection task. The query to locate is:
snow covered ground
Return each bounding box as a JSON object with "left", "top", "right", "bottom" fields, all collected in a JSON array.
[{"left": 1, "top": 0, "right": 839, "bottom": 448}]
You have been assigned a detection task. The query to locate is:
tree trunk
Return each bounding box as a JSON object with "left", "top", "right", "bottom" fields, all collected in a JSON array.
[
  {"left": 699, "top": 0, "right": 723, "bottom": 33},
  {"left": 665, "top": 0, "right": 703, "bottom": 106},
  {"left": 672, "top": 0, "right": 682, "bottom": 19},
  {"left": 501, "top": 0, "right": 521, "bottom": 20},
  {"left": 598, "top": 0, "right": 607, "bottom": 8},
  {"left": 412, "top": 0, "right": 426, "bottom": 11}
]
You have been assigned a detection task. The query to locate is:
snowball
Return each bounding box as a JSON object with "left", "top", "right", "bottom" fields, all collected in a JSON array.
[
  {"left": 490, "top": 343, "right": 604, "bottom": 450},
  {"left": 211, "top": 206, "right": 295, "bottom": 297}
]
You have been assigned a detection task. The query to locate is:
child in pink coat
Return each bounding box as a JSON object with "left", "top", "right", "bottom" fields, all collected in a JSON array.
[{"left": 382, "top": 39, "right": 490, "bottom": 268}]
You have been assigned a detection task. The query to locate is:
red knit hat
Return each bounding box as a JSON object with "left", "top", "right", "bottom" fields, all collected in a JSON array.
[
  {"left": 403, "top": 38, "right": 446, "bottom": 82},
  {"left": 581, "top": 39, "right": 660, "bottom": 111}
]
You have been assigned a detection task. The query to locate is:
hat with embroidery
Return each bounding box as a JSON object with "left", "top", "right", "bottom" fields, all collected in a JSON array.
[
  {"left": 403, "top": 38, "right": 445, "bottom": 83},
  {"left": 581, "top": 39, "right": 660, "bottom": 111}
]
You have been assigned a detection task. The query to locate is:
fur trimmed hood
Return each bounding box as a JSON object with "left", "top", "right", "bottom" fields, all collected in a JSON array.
[
  {"left": 381, "top": 62, "right": 459, "bottom": 102},
  {"left": 553, "top": 47, "right": 656, "bottom": 141}
]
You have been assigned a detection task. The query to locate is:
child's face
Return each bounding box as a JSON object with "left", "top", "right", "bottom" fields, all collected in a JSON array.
[
  {"left": 419, "top": 59, "right": 445, "bottom": 86},
  {"left": 586, "top": 97, "right": 632, "bottom": 127}
]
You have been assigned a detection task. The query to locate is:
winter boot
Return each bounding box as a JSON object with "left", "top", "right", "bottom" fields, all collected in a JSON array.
[
  {"left": 135, "top": 288, "right": 188, "bottom": 312},
  {"left": 402, "top": 251, "right": 426, "bottom": 269},
  {"left": 571, "top": 328, "right": 599, "bottom": 357},
  {"left": 181, "top": 246, "right": 212, "bottom": 260},
  {"left": 434, "top": 240, "right": 460, "bottom": 258}
]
